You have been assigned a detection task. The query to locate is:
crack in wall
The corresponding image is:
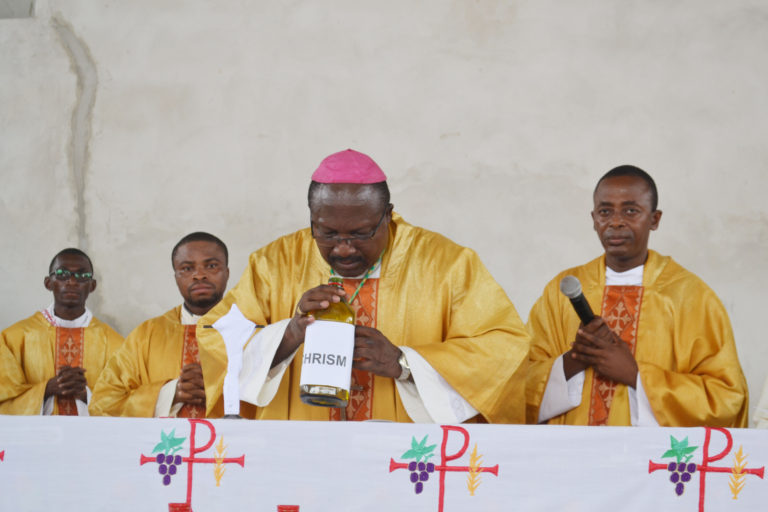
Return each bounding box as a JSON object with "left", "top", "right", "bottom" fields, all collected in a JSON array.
[
  {"left": 51, "top": 14, "right": 96, "bottom": 251},
  {"left": 51, "top": 14, "right": 111, "bottom": 319}
]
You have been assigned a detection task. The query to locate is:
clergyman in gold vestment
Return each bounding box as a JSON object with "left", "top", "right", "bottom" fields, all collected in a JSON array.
[
  {"left": 527, "top": 166, "right": 747, "bottom": 427},
  {"left": 199, "top": 149, "right": 530, "bottom": 423},
  {"left": 90, "top": 233, "right": 255, "bottom": 418},
  {"left": 0, "top": 248, "right": 123, "bottom": 415}
]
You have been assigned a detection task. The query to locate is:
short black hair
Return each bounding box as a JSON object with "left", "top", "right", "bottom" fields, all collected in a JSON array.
[
  {"left": 49, "top": 248, "right": 93, "bottom": 274},
  {"left": 171, "top": 232, "right": 229, "bottom": 267},
  {"left": 307, "top": 181, "right": 391, "bottom": 212},
  {"left": 595, "top": 165, "right": 658, "bottom": 211}
]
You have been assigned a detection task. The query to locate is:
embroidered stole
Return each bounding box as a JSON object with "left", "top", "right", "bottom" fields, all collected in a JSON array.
[
  {"left": 329, "top": 278, "right": 379, "bottom": 421},
  {"left": 178, "top": 325, "right": 205, "bottom": 418},
  {"left": 587, "top": 285, "right": 643, "bottom": 426},
  {"left": 54, "top": 327, "right": 85, "bottom": 416}
]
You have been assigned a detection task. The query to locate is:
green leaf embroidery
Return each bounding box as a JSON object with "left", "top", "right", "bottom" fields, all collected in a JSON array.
[
  {"left": 661, "top": 436, "right": 698, "bottom": 463},
  {"left": 151, "top": 428, "right": 187, "bottom": 455},
  {"left": 401, "top": 435, "right": 437, "bottom": 462}
]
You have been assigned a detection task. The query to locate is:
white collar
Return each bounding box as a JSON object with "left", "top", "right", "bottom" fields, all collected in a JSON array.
[
  {"left": 180, "top": 305, "right": 202, "bottom": 326},
  {"left": 605, "top": 264, "right": 644, "bottom": 286},
  {"left": 41, "top": 303, "right": 92, "bottom": 328}
]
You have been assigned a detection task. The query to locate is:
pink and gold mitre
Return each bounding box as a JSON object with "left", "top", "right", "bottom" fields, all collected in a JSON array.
[{"left": 311, "top": 149, "right": 387, "bottom": 184}]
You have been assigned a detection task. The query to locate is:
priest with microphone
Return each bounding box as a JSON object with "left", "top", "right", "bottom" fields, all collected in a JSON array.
[{"left": 526, "top": 166, "right": 748, "bottom": 427}]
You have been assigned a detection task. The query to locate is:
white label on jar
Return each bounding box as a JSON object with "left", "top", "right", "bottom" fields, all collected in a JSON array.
[{"left": 299, "top": 320, "right": 355, "bottom": 391}]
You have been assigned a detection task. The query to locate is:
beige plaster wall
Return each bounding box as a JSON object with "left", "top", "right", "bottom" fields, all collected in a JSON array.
[{"left": 1, "top": 0, "right": 766, "bottom": 419}]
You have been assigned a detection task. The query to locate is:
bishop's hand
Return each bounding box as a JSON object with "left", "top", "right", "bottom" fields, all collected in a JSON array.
[
  {"left": 272, "top": 284, "right": 347, "bottom": 368},
  {"left": 352, "top": 325, "right": 402, "bottom": 379}
]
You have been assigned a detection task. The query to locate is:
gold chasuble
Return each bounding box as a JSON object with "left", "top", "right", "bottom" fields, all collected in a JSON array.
[
  {"left": 198, "top": 213, "right": 530, "bottom": 423},
  {"left": 90, "top": 307, "right": 253, "bottom": 418},
  {"left": 526, "top": 251, "right": 748, "bottom": 427},
  {"left": 0, "top": 312, "right": 123, "bottom": 415}
]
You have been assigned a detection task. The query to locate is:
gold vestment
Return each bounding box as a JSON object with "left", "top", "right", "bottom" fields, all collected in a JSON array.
[
  {"left": 199, "top": 213, "right": 530, "bottom": 422},
  {"left": 527, "top": 251, "right": 748, "bottom": 427}
]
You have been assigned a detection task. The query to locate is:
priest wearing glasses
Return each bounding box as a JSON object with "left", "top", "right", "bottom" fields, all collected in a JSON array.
[
  {"left": 0, "top": 248, "right": 123, "bottom": 415},
  {"left": 198, "top": 149, "right": 530, "bottom": 422}
]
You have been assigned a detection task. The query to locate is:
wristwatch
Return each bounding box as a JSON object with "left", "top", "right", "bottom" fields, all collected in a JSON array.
[{"left": 397, "top": 351, "right": 411, "bottom": 381}]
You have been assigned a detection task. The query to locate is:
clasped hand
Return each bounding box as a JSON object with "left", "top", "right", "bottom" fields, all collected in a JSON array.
[
  {"left": 45, "top": 365, "right": 87, "bottom": 402},
  {"left": 174, "top": 363, "right": 206, "bottom": 406},
  {"left": 566, "top": 317, "right": 638, "bottom": 387}
]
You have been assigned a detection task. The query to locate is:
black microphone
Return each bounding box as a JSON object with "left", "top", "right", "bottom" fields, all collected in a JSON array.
[{"left": 559, "top": 275, "right": 595, "bottom": 325}]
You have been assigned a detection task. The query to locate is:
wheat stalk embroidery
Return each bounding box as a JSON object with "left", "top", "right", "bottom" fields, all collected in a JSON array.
[
  {"left": 466, "top": 443, "right": 482, "bottom": 496},
  {"left": 729, "top": 445, "right": 747, "bottom": 499},
  {"left": 213, "top": 436, "right": 227, "bottom": 487}
]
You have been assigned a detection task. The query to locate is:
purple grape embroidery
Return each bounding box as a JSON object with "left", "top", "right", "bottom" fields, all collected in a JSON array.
[
  {"left": 150, "top": 428, "right": 186, "bottom": 486},
  {"left": 661, "top": 435, "right": 698, "bottom": 497},
  {"left": 400, "top": 435, "right": 437, "bottom": 495}
]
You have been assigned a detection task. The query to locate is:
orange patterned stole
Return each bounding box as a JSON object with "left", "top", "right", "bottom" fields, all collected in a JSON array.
[
  {"left": 587, "top": 285, "right": 643, "bottom": 426},
  {"left": 54, "top": 327, "right": 85, "bottom": 416},
  {"left": 178, "top": 325, "right": 205, "bottom": 418},
  {"left": 329, "top": 278, "right": 379, "bottom": 421}
]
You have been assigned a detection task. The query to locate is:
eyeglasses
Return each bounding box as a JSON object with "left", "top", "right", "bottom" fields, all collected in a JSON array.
[
  {"left": 49, "top": 269, "right": 93, "bottom": 282},
  {"left": 311, "top": 210, "right": 388, "bottom": 248}
]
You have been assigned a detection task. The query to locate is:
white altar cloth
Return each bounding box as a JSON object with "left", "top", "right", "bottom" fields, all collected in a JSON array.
[{"left": 0, "top": 415, "right": 765, "bottom": 512}]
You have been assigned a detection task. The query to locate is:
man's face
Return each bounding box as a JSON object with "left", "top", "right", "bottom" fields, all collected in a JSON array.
[
  {"left": 310, "top": 184, "right": 391, "bottom": 277},
  {"left": 591, "top": 175, "right": 662, "bottom": 272},
  {"left": 172, "top": 241, "right": 229, "bottom": 315},
  {"left": 44, "top": 254, "right": 96, "bottom": 312}
]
